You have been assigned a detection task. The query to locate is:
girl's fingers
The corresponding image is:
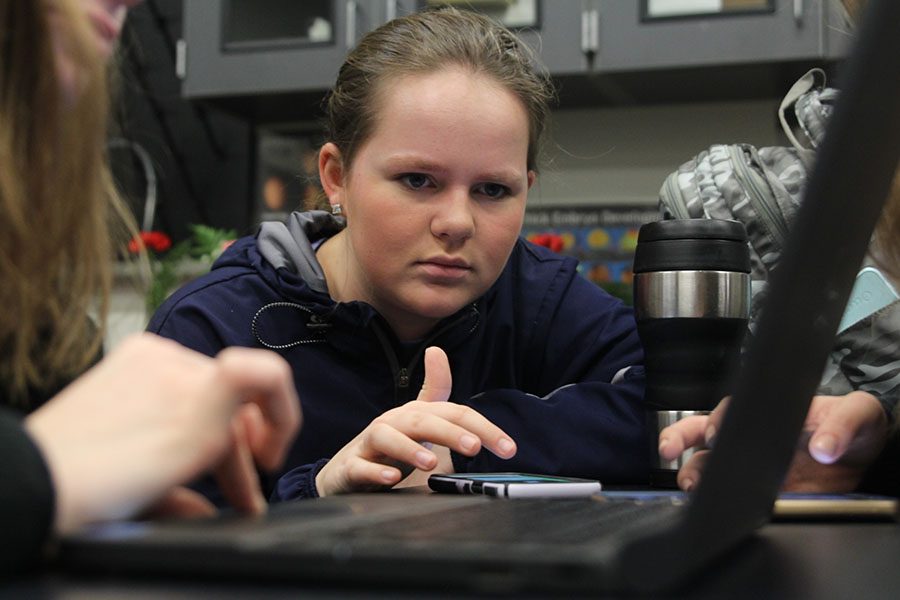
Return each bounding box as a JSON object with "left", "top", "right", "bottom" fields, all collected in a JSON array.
[
  {"left": 658, "top": 415, "right": 709, "bottom": 461},
  {"left": 677, "top": 449, "right": 710, "bottom": 492},
  {"left": 398, "top": 401, "right": 516, "bottom": 459}
]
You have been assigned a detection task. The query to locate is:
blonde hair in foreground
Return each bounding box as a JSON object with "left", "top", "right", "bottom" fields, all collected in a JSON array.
[{"left": 0, "top": 0, "right": 136, "bottom": 405}]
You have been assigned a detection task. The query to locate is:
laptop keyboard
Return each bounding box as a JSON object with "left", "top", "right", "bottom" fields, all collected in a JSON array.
[{"left": 342, "top": 497, "right": 681, "bottom": 544}]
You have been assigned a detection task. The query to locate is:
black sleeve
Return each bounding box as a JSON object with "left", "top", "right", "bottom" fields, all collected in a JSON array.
[{"left": 0, "top": 409, "right": 55, "bottom": 576}]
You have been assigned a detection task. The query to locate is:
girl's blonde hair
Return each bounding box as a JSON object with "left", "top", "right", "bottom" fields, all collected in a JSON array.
[{"left": 0, "top": 0, "right": 136, "bottom": 406}]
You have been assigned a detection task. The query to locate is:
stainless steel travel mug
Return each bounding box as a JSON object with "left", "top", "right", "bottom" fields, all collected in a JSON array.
[{"left": 633, "top": 219, "right": 751, "bottom": 487}]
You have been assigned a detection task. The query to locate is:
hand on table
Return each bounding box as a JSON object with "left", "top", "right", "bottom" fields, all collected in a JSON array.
[
  {"left": 657, "top": 391, "right": 888, "bottom": 492},
  {"left": 315, "top": 346, "right": 516, "bottom": 496},
  {"left": 25, "top": 333, "right": 301, "bottom": 534},
  {"left": 786, "top": 391, "right": 888, "bottom": 491}
]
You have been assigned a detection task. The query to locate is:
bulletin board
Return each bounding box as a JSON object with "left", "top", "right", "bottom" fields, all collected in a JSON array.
[{"left": 521, "top": 205, "right": 660, "bottom": 305}]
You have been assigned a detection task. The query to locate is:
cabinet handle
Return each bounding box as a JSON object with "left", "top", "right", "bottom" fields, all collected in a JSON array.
[
  {"left": 793, "top": 0, "right": 803, "bottom": 25},
  {"left": 581, "top": 4, "right": 599, "bottom": 54},
  {"left": 175, "top": 38, "right": 187, "bottom": 80},
  {"left": 386, "top": 0, "right": 398, "bottom": 22},
  {"left": 346, "top": 0, "right": 358, "bottom": 49}
]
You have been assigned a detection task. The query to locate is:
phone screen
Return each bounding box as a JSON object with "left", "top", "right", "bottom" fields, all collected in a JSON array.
[
  {"left": 450, "top": 474, "right": 578, "bottom": 483},
  {"left": 428, "top": 472, "right": 602, "bottom": 498}
]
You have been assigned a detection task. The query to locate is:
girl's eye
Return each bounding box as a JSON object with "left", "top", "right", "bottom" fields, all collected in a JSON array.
[
  {"left": 475, "top": 182, "right": 512, "bottom": 199},
  {"left": 400, "top": 173, "right": 431, "bottom": 190}
]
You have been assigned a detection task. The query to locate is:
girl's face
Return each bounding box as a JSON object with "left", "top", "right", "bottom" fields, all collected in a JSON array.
[
  {"left": 48, "top": 0, "right": 142, "bottom": 97},
  {"left": 320, "top": 66, "right": 534, "bottom": 341},
  {"left": 79, "top": 0, "right": 139, "bottom": 59}
]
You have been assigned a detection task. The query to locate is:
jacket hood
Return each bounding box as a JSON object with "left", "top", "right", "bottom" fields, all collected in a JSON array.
[
  {"left": 208, "top": 210, "right": 480, "bottom": 355},
  {"left": 257, "top": 210, "right": 345, "bottom": 294},
  {"left": 211, "top": 210, "right": 344, "bottom": 303}
]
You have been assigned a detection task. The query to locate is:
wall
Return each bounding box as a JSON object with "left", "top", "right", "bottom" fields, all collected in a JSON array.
[{"left": 533, "top": 99, "right": 783, "bottom": 208}]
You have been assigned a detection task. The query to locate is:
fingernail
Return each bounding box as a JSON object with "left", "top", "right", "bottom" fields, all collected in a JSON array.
[
  {"left": 497, "top": 438, "right": 515, "bottom": 455},
  {"left": 683, "top": 478, "right": 694, "bottom": 492},
  {"left": 382, "top": 469, "right": 397, "bottom": 482},
  {"left": 811, "top": 434, "right": 838, "bottom": 462},
  {"left": 415, "top": 450, "right": 436, "bottom": 468},
  {"left": 658, "top": 438, "right": 668, "bottom": 453},
  {"left": 704, "top": 425, "right": 717, "bottom": 446},
  {"left": 460, "top": 434, "right": 478, "bottom": 452}
]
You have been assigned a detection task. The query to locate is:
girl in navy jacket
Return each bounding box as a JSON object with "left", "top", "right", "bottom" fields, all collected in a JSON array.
[{"left": 150, "top": 8, "right": 649, "bottom": 501}]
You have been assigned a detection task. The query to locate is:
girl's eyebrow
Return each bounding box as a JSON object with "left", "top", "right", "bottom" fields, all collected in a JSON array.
[
  {"left": 383, "top": 155, "right": 524, "bottom": 184},
  {"left": 383, "top": 155, "right": 447, "bottom": 174}
]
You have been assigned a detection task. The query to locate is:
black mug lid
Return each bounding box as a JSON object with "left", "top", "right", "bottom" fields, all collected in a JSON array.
[
  {"left": 633, "top": 219, "right": 751, "bottom": 274},
  {"left": 637, "top": 218, "right": 748, "bottom": 243}
]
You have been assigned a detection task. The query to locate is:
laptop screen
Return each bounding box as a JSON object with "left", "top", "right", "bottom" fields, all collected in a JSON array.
[{"left": 620, "top": 0, "right": 900, "bottom": 590}]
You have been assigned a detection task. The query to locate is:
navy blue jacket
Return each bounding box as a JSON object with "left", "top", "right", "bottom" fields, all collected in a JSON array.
[{"left": 148, "top": 212, "right": 649, "bottom": 501}]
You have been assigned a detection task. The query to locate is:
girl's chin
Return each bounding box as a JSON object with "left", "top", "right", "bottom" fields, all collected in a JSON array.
[{"left": 409, "top": 297, "right": 474, "bottom": 320}]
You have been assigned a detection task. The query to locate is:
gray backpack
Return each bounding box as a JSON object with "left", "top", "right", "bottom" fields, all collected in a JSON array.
[{"left": 658, "top": 69, "right": 900, "bottom": 415}]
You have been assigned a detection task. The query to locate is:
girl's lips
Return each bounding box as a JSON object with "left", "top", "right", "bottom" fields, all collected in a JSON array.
[{"left": 417, "top": 260, "right": 472, "bottom": 281}]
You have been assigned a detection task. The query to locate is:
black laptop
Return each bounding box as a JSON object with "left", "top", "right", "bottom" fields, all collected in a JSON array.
[{"left": 59, "top": 0, "right": 900, "bottom": 594}]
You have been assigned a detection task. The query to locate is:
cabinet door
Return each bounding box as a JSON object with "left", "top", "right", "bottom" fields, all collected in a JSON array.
[
  {"left": 594, "top": 0, "right": 831, "bottom": 72},
  {"left": 182, "top": 0, "right": 380, "bottom": 98}
]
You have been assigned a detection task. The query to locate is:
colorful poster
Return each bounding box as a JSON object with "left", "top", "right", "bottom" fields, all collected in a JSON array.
[{"left": 521, "top": 205, "right": 660, "bottom": 305}]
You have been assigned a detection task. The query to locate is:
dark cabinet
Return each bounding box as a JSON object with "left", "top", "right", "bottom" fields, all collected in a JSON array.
[
  {"left": 593, "top": 0, "right": 850, "bottom": 72},
  {"left": 181, "top": 0, "right": 382, "bottom": 98},
  {"left": 180, "top": 0, "right": 850, "bottom": 121}
]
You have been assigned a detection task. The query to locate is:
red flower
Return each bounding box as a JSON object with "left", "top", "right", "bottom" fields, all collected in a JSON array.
[
  {"left": 529, "top": 233, "right": 565, "bottom": 253},
  {"left": 128, "top": 231, "right": 172, "bottom": 254}
]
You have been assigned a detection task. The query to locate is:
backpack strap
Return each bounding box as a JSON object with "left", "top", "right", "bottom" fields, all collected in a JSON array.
[{"left": 778, "top": 68, "right": 833, "bottom": 152}]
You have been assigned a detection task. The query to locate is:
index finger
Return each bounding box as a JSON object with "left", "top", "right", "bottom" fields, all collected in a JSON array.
[
  {"left": 215, "top": 347, "right": 302, "bottom": 471},
  {"left": 807, "top": 391, "right": 887, "bottom": 465},
  {"left": 213, "top": 419, "right": 266, "bottom": 515},
  {"left": 658, "top": 415, "right": 708, "bottom": 461},
  {"left": 415, "top": 401, "right": 517, "bottom": 459}
]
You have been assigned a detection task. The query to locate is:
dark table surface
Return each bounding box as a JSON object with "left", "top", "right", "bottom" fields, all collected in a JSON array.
[{"left": 6, "top": 494, "right": 900, "bottom": 599}]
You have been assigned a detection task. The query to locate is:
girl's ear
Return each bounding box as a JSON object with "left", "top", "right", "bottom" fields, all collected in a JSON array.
[
  {"left": 319, "top": 142, "right": 346, "bottom": 211},
  {"left": 527, "top": 170, "right": 536, "bottom": 191}
]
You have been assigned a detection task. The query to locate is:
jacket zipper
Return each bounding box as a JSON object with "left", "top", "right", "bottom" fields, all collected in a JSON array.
[
  {"left": 371, "top": 323, "right": 406, "bottom": 404},
  {"left": 370, "top": 307, "right": 479, "bottom": 405},
  {"left": 397, "top": 368, "right": 410, "bottom": 388},
  {"left": 728, "top": 144, "right": 789, "bottom": 250}
]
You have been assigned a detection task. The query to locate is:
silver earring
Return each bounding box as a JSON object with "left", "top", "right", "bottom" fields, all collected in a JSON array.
[{"left": 332, "top": 203, "right": 342, "bottom": 215}]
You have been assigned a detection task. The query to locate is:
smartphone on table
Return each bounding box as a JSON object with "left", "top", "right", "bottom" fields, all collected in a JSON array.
[{"left": 427, "top": 472, "right": 602, "bottom": 498}]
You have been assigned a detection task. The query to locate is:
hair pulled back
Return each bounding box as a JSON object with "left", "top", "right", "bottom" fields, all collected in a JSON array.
[{"left": 325, "top": 7, "right": 554, "bottom": 174}]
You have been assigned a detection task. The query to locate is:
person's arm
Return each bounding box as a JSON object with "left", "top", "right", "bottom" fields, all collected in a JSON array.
[
  {"left": 453, "top": 269, "right": 649, "bottom": 483},
  {"left": 0, "top": 410, "right": 55, "bottom": 576},
  {"left": 272, "top": 459, "right": 331, "bottom": 500},
  {"left": 826, "top": 297, "right": 900, "bottom": 418}
]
